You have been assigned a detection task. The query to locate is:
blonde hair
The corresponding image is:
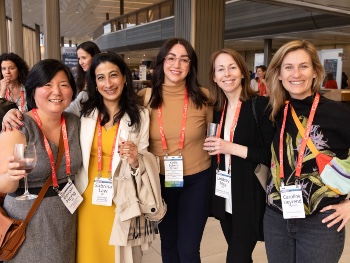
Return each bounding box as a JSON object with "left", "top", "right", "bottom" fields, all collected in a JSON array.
[{"left": 266, "top": 40, "right": 325, "bottom": 121}]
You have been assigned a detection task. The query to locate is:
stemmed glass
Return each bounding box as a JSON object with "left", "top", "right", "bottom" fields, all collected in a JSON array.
[
  {"left": 14, "top": 143, "right": 38, "bottom": 200},
  {"left": 117, "top": 129, "right": 131, "bottom": 180}
]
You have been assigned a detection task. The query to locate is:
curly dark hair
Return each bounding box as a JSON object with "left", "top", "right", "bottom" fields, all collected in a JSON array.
[
  {"left": 149, "top": 38, "right": 209, "bottom": 109},
  {"left": 0, "top": 52, "right": 29, "bottom": 85},
  {"left": 76, "top": 41, "right": 101, "bottom": 93},
  {"left": 80, "top": 52, "right": 143, "bottom": 132}
]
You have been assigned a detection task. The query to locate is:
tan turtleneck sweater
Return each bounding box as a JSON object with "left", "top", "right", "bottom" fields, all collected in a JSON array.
[{"left": 140, "top": 81, "right": 213, "bottom": 175}]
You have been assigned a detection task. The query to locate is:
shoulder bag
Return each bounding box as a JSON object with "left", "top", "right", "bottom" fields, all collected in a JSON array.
[
  {"left": 0, "top": 137, "right": 64, "bottom": 260},
  {"left": 252, "top": 96, "right": 271, "bottom": 192}
]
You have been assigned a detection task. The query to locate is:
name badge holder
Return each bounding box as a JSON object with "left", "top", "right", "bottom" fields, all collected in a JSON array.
[
  {"left": 58, "top": 178, "right": 84, "bottom": 214},
  {"left": 92, "top": 177, "right": 114, "bottom": 206},
  {"left": 164, "top": 155, "right": 184, "bottom": 187},
  {"left": 215, "top": 170, "right": 231, "bottom": 199}
]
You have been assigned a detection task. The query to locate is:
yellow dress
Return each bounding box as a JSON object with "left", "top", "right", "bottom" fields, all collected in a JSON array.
[{"left": 77, "top": 124, "right": 117, "bottom": 263}]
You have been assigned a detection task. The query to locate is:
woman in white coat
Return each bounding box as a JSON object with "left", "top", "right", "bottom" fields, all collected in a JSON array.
[{"left": 71, "top": 52, "right": 149, "bottom": 263}]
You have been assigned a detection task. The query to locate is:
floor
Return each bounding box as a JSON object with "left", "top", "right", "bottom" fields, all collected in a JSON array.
[{"left": 143, "top": 216, "right": 350, "bottom": 262}]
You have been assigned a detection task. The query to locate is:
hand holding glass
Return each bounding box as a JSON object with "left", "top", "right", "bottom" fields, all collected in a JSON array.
[{"left": 13, "top": 143, "right": 37, "bottom": 200}]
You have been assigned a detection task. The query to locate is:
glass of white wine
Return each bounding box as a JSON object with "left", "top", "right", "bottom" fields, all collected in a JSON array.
[{"left": 14, "top": 142, "right": 38, "bottom": 200}]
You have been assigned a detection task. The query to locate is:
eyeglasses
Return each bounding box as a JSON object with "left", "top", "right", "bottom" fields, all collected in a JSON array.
[{"left": 164, "top": 55, "right": 191, "bottom": 66}]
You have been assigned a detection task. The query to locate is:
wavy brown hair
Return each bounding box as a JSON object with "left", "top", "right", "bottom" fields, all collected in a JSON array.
[{"left": 266, "top": 40, "right": 325, "bottom": 121}]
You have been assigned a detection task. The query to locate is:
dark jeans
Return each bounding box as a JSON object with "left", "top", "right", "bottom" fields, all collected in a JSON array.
[
  {"left": 220, "top": 212, "right": 257, "bottom": 263},
  {"left": 264, "top": 207, "right": 345, "bottom": 263},
  {"left": 159, "top": 169, "right": 210, "bottom": 263}
]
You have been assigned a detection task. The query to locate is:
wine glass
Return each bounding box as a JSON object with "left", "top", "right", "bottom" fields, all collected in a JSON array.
[
  {"left": 14, "top": 143, "right": 37, "bottom": 200},
  {"left": 117, "top": 129, "right": 131, "bottom": 180},
  {"left": 119, "top": 129, "right": 131, "bottom": 161}
]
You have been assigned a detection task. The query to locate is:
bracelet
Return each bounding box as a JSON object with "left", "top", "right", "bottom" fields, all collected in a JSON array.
[{"left": 130, "top": 167, "right": 139, "bottom": 177}]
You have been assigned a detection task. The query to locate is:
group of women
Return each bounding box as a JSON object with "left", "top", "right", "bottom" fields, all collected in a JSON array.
[{"left": 1, "top": 38, "right": 350, "bottom": 263}]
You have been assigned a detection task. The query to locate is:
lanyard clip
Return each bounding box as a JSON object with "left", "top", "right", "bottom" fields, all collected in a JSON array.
[
  {"left": 108, "top": 172, "right": 112, "bottom": 181},
  {"left": 164, "top": 150, "right": 168, "bottom": 157},
  {"left": 216, "top": 162, "right": 220, "bottom": 173},
  {"left": 295, "top": 178, "right": 300, "bottom": 188},
  {"left": 178, "top": 150, "right": 182, "bottom": 157}
]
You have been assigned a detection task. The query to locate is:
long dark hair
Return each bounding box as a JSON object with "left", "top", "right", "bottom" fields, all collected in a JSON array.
[
  {"left": 149, "top": 38, "right": 209, "bottom": 109},
  {"left": 76, "top": 41, "right": 101, "bottom": 93},
  {"left": 81, "top": 52, "right": 142, "bottom": 132},
  {"left": 0, "top": 52, "right": 29, "bottom": 85},
  {"left": 26, "top": 59, "right": 77, "bottom": 110}
]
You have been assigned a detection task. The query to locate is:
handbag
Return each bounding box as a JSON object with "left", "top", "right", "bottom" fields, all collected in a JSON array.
[
  {"left": 252, "top": 96, "right": 270, "bottom": 192},
  {"left": 0, "top": 137, "right": 64, "bottom": 261},
  {"left": 291, "top": 107, "right": 350, "bottom": 195}
]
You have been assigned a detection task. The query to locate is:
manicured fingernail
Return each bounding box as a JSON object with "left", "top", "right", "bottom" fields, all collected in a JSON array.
[{"left": 122, "top": 142, "right": 125, "bottom": 144}]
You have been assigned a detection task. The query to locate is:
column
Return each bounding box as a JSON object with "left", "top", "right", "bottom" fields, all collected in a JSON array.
[
  {"left": 174, "top": 0, "right": 225, "bottom": 89},
  {"left": 11, "top": 0, "right": 24, "bottom": 57},
  {"left": 34, "top": 24, "right": 41, "bottom": 63},
  {"left": 44, "top": 0, "right": 60, "bottom": 60},
  {"left": 0, "top": 0, "right": 8, "bottom": 53},
  {"left": 264, "top": 39, "right": 272, "bottom": 66}
]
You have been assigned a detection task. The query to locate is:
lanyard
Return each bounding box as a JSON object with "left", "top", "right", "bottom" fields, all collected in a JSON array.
[
  {"left": 6, "top": 88, "right": 25, "bottom": 112},
  {"left": 157, "top": 88, "right": 189, "bottom": 156},
  {"left": 97, "top": 114, "right": 120, "bottom": 178},
  {"left": 279, "top": 93, "right": 320, "bottom": 181},
  {"left": 216, "top": 99, "right": 242, "bottom": 173},
  {"left": 32, "top": 108, "right": 71, "bottom": 188}
]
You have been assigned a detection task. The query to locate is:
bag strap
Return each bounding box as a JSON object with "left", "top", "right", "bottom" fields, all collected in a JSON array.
[
  {"left": 23, "top": 134, "right": 65, "bottom": 223},
  {"left": 252, "top": 96, "right": 265, "bottom": 145},
  {"left": 290, "top": 106, "right": 319, "bottom": 157}
]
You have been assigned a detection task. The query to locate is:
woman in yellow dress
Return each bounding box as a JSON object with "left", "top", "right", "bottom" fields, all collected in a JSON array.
[{"left": 74, "top": 52, "right": 149, "bottom": 262}]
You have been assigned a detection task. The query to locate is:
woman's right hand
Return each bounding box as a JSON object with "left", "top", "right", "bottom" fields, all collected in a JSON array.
[
  {"left": 2, "top": 109, "right": 24, "bottom": 131},
  {"left": 6, "top": 156, "right": 26, "bottom": 182}
]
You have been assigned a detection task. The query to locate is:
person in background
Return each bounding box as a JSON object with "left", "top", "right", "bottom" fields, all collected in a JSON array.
[
  {"left": 139, "top": 37, "right": 212, "bottom": 263},
  {"left": 341, "top": 71, "right": 348, "bottom": 89},
  {"left": 264, "top": 40, "right": 350, "bottom": 263},
  {"left": 0, "top": 59, "right": 82, "bottom": 263},
  {"left": 76, "top": 41, "right": 101, "bottom": 93},
  {"left": 203, "top": 49, "right": 275, "bottom": 263},
  {"left": 251, "top": 65, "right": 268, "bottom": 96},
  {"left": 324, "top": 72, "right": 338, "bottom": 89},
  {"left": 0, "top": 52, "right": 29, "bottom": 112}
]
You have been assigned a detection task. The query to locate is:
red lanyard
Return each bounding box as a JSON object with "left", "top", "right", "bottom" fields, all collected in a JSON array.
[
  {"left": 158, "top": 88, "right": 189, "bottom": 156},
  {"left": 279, "top": 93, "right": 320, "bottom": 180},
  {"left": 6, "top": 88, "right": 25, "bottom": 112},
  {"left": 97, "top": 114, "right": 120, "bottom": 177},
  {"left": 216, "top": 99, "right": 242, "bottom": 173},
  {"left": 32, "top": 108, "right": 71, "bottom": 188}
]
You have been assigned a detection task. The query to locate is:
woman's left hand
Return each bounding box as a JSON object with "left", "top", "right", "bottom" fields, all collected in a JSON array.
[
  {"left": 321, "top": 199, "right": 350, "bottom": 232},
  {"left": 119, "top": 141, "right": 139, "bottom": 168}
]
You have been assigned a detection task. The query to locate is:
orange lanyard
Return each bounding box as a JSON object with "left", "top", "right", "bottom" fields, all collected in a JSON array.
[
  {"left": 6, "top": 88, "right": 25, "bottom": 112},
  {"left": 216, "top": 99, "right": 242, "bottom": 173},
  {"left": 32, "top": 108, "right": 71, "bottom": 188},
  {"left": 97, "top": 114, "right": 120, "bottom": 177},
  {"left": 279, "top": 93, "right": 320, "bottom": 181},
  {"left": 158, "top": 89, "right": 189, "bottom": 156}
]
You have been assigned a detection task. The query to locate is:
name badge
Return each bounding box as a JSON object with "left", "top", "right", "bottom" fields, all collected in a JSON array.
[
  {"left": 92, "top": 178, "right": 114, "bottom": 206},
  {"left": 280, "top": 184, "right": 305, "bottom": 219},
  {"left": 215, "top": 170, "right": 231, "bottom": 199},
  {"left": 164, "top": 156, "right": 184, "bottom": 187},
  {"left": 59, "top": 181, "right": 83, "bottom": 214}
]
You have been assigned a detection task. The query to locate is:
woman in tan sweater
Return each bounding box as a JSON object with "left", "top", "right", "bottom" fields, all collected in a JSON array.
[{"left": 139, "top": 38, "right": 212, "bottom": 263}]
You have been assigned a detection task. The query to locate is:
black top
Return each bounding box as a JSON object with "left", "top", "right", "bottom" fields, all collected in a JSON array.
[
  {"left": 210, "top": 96, "right": 275, "bottom": 242},
  {"left": 267, "top": 95, "right": 350, "bottom": 215}
]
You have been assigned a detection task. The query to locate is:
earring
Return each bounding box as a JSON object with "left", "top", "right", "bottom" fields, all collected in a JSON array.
[
  {"left": 125, "top": 82, "right": 127, "bottom": 87},
  {"left": 96, "top": 86, "right": 98, "bottom": 90}
]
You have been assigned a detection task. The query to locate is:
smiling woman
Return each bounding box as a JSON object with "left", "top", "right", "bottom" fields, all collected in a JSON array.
[{"left": 0, "top": 59, "right": 82, "bottom": 263}]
